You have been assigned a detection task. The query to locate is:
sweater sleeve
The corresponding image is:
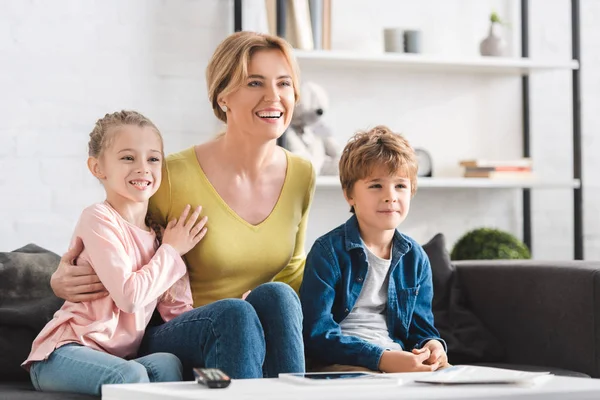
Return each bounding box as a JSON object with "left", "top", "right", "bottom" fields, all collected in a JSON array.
[
  {"left": 157, "top": 273, "right": 194, "bottom": 321},
  {"left": 272, "top": 163, "right": 316, "bottom": 293},
  {"left": 78, "top": 207, "right": 187, "bottom": 314}
]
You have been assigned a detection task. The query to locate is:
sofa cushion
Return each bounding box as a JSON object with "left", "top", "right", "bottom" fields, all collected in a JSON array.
[
  {"left": 0, "top": 244, "right": 64, "bottom": 382},
  {"left": 0, "top": 382, "right": 97, "bottom": 399},
  {"left": 423, "top": 233, "right": 505, "bottom": 365}
]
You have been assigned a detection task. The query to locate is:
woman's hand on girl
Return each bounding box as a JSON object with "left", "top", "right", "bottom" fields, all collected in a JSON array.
[
  {"left": 51, "top": 237, "right": 109, "bottom": 303},
  {"left": 162, "top": 205, "right": 208, "bottom": 256}
]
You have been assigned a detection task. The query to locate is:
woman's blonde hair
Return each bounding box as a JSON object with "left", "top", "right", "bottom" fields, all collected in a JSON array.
[
  {"left": 339, "top": 126, "right": 418, "bottom": 212},
  {"left": 206, "top": 31, "right": 301, "bottom": 123}
]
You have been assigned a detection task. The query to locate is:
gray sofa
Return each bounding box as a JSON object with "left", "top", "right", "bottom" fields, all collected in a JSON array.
[
  {"left": 453, "top": 259, "right": 600, "bottom": 378},
  {"left": 1, "top": 242, "right": 599, "bottom": 399}
]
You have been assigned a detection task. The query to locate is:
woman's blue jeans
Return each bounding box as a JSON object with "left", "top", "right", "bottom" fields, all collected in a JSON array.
[
  {"left": 139, "top": 281, "right": 305, "bottom": 379},
  {"left": 29, "top": 343, "right": 182, "bottom": 396}
]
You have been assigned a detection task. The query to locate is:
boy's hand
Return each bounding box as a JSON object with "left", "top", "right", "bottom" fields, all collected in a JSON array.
[
  {"left": 416, "top": 340, "right": 449, "bottom": 368},
  {"left": 378, "top": 349, "right": 440, "bottom": 373}
]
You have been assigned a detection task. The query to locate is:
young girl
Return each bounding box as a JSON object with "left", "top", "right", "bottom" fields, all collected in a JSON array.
[{"left": 22, "top": 110, "right": 207, "bottom": 396}]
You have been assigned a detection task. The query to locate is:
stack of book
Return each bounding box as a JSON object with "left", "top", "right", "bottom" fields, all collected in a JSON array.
[
  {"left": 459, "top": 158, "right": 534, "bottom": 179},
  {"left": 242, "top": 0, "right": 331, "bottom": 51}
]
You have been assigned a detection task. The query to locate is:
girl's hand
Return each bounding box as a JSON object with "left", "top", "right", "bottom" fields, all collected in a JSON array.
[
  {"left": 162, "top": 205, "right": 208, "bottom": 255},
  {"left": 50, "top": 237, "right": 109, "bottom": 303}
]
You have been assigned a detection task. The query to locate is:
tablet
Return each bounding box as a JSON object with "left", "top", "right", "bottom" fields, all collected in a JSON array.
[{"left": 278, "top": 372, "right": 403, "bottom": 386}]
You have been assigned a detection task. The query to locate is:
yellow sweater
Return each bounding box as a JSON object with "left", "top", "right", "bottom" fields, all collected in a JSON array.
[{"left": 149, "top": 147, "right": 315, "bottom": 307}]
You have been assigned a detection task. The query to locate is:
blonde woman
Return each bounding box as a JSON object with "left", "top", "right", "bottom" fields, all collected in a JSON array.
[{"left": 50, "top": 32, "right": 315, "bottom": 379}]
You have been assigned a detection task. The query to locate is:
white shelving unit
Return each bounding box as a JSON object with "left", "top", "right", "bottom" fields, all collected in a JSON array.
[
  {"left": 294, "top": 50, "right": 579, "bottom": 75},
  {"left": 316, "top": 176, "right": 581, "bottom": 190}
]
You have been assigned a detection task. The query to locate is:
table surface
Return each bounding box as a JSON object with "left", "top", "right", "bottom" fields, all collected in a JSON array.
[{"left": 102, "top": 372, "right": 600, "bottom": 400}]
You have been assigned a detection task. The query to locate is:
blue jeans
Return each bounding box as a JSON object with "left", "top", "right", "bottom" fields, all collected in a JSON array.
[
  {"left": 29, "top": 343, "right": 182, "bottom": 396},
  {"left": 139, "top": 282, "right": 305, "bottom": 379}
]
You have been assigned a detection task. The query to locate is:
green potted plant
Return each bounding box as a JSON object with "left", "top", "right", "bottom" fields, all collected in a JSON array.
[
  {"left": 451, "top": 228, "right": 531, "bottom": 260},
  {"left": 480, "top": 11, "right": 507, "bottom": 57}
]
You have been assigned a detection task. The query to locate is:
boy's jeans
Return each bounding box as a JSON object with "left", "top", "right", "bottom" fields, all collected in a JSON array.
[
  {"left": 29, "top": 343, "right": 182, "bottom": 396},
  {"left": 139, "top": 282, "right": 305, "bottom": 379}
]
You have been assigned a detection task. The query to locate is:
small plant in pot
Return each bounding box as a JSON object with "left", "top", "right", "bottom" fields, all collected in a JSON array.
[
  {"left": 451, "top": 227, "right": 531, "bottom": 260},
  {"left": 480, "top": 11, "right": 508, "bottom": 57}
]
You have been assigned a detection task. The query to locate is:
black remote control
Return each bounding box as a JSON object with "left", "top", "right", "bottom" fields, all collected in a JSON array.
[{"left": 193, "top": 368, "right": 231, "bottom": 389}]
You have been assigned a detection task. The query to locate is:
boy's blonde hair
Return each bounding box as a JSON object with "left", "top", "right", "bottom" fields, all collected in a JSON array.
[
  {"left": 206, "top": 31, "right": 301, "bottom": 123},
  {"left": 339, "top": 126, "right": 418, "bottom": 212},
  {"left": 88, "top": 110, "right": 165, "bottom": 241}
]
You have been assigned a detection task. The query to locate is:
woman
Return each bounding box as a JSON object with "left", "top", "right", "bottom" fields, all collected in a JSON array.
[{"left": 50, "top": 31, "right": 316, "bottom": 379}]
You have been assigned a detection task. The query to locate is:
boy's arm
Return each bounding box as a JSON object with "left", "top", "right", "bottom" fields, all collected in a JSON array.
[
  {"left": 300, "top": 240, "right": 386, "bottom": 371},
  {"left": 79, "top": 207, "right": 188, "bottom": 314},
  {"left": 405, "top": 256, "right": 447, "bottom": 351}
]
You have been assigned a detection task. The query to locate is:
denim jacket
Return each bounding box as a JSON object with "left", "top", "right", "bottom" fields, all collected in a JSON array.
[{"left": 300, "top": 215, "right": 445, "bottom": 371}]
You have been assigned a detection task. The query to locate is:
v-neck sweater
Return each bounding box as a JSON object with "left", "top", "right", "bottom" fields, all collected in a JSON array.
[{"left": 148, "top": 146, "right": 315, "bottom": 306}]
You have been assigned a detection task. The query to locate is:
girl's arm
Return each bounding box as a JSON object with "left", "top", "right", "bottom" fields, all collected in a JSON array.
[
  {"left": 78, "top": 205, "right": 188, "bottom": 313},
  {"left": 157, "top": 273, "right": 194, "bottom": 321}
]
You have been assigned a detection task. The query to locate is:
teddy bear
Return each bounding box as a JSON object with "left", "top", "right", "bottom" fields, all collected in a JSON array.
[{"left": 283, "top": 81, "right": 340, "bottom": 176}]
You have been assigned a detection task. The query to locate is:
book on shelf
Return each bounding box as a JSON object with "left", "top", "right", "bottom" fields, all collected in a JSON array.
[
  {"left": 459, "top": 158, "right": 533, "bottom": 168},
  {"left": 460, "top": 158, "right": 534, "bottom": 179},
  {"left": 242, "top": 0, "right": 270, "bottom": 34},
  {"left": 464, "top": 170, "right": 535, "bottom": 179},
  {"left": 286, "top": 0, "right": 314, "bottom": 50},
  {"left": 309, "top": 0, "right": 323, "bottom": 50}
]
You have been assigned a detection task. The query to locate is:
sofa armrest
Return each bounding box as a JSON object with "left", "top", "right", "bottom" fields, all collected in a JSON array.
[{"left": 453, "top": 260, "right": 600, "bottom": 378}]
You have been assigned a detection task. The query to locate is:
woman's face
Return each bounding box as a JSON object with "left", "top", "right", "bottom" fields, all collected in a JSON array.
[{"left": 221, "top": 49, "right": 296, "bottom": 141}]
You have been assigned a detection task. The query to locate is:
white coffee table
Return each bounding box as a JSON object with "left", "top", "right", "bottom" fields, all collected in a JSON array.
[{"left": 103, "top": 373, "right": 600, "bottom": 400}]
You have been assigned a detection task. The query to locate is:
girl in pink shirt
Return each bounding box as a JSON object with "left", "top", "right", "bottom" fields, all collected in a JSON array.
[{"left": 22, "top": 110, "right": 207, "bottom": 396}]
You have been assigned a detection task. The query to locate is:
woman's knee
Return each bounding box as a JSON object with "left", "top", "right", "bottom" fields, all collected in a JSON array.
[
  {"left": 248, "top": 282, "right": 301, "bottom": 313},
  {"left": 215, "top": 298, "right": 262, "bottom": 329}
]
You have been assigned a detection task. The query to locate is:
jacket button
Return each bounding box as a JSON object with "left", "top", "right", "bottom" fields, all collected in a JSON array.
[
  {"left": 357, "top": 277, "right": 363, "bottom": 282},
  {"left": 345, "top": 308, "right": 349, "bottom": 313}
]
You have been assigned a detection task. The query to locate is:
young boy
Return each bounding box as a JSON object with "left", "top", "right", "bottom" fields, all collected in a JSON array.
[{"left": 300, "top": 125, "right": 448, "bottom": 373}]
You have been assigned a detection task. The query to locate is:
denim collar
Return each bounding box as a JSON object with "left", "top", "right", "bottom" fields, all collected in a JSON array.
[{"left": 343, "top": 214, "right": 412, "bottom": 259}]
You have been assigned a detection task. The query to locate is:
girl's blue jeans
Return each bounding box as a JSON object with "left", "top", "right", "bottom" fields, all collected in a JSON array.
[{"left": 29, "top": 343, "right": 182, "bottom": 396}]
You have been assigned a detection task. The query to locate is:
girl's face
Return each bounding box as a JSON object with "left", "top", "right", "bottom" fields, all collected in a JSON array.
[
  {"left": 88, "top": 125, "right": 163, "bottom": 205},
  {"left": 221, "top": 49, "right": 296, "bottom": 141}
]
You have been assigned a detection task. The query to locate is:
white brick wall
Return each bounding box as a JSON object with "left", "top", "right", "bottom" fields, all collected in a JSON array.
[{"left": 1, "top": 0, "right": 599, "bottom": 260}]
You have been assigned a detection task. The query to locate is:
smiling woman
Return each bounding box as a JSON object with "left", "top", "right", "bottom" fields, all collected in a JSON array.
[{"left": 50, "top": 32, "right": 316, "bottom": 380}]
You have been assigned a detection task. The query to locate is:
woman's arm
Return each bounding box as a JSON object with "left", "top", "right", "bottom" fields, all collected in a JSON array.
[{"left": 50, "top": 237, "right": 108, "bottom": 302}]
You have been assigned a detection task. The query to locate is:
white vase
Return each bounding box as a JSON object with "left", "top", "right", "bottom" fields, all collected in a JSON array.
[{"left": 480, "top": 22, "right": 507, "bottom": 57}]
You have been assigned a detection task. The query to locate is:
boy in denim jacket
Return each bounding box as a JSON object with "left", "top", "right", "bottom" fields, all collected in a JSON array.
[{"left": 300, "top": 126, "right": 448, "bottom": 373}]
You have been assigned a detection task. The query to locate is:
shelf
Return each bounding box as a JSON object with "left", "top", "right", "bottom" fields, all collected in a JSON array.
[
  {"left": 294, "top": 50, "right": 579, "bottom": 75},
  {"left": 316, "top": 176, "right": 581, "bottom": 190}
]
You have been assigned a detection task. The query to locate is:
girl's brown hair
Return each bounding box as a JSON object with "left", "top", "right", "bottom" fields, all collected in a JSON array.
[
  {"left": 339, "top": 126, "right": 418, "bottom": 212},
  {"left": 206, "top": 31, "right": 301, "bottom": 123}
]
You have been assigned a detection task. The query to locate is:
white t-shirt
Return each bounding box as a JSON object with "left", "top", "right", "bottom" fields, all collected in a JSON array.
[{"left": 339, "top": 242, "right": 402, "bottom": 350}]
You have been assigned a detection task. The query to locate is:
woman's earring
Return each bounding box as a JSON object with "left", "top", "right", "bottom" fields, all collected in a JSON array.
[{"left": 221, "top": 104, "right": 228, "bottom": 112}]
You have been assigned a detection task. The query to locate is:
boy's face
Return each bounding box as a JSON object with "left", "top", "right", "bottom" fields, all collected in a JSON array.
[{"left": 344, "top": 164, "right": 412, "bottom": 233}]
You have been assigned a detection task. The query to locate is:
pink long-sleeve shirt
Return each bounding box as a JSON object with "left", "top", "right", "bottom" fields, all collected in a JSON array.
[{"left": 23, "top": 202, "right": 193, "bottom": 369}]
